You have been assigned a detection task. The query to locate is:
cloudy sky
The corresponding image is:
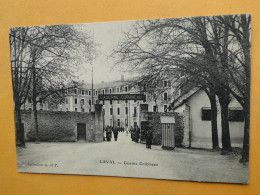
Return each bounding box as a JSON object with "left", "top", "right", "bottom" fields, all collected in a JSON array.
[{"left": 76, "top": 20, "right": 138, "bottom": 84}]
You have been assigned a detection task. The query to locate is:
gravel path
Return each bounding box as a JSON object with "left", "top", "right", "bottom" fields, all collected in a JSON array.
[{"left": 16, "top": 132, "right": 248, "bottom": 183}]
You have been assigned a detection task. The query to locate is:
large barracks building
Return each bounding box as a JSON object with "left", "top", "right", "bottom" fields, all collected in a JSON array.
[{"left": 23, "top": 75, "right": 174, "bottom": 129}]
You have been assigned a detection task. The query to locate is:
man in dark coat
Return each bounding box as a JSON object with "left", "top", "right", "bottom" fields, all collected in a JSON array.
[
  {"left": 106, "top": 126, "right": 112, "bottom": 141},
  {"left": 145, "top": 129, "right": 153, "bottom": 149},
  {"left": 113, "top": 127, "right": 119, "bottom": 141}
]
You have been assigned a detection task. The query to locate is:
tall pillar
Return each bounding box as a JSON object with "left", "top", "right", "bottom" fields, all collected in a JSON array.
[
  {"left": 94, "top": 104, "right": 103, "bottom": 142},
  {"left": 139, "top": 104, "right": 149, "bottom": 143},
  {"left": 140, "top": 104, "right": 148, "bottom": 122}
]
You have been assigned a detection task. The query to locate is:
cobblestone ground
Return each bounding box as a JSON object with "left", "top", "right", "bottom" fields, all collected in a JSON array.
[{"left": 16, "top": 132, "right": 248, "bottom": 183}]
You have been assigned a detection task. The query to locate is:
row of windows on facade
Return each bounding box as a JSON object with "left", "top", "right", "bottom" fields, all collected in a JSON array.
[
  {"left": 201, "top": 108, "right": 244, "bottom": 122},
  {"left": 70, "top": 85, "right": 130, "bottom": 96},
  {"left": 27, "top": 89, "right": 169, "bottom": 105},
  {"left": 70, "top": 98, "right": 145, "bottom": 106},
  {"left": 68, "top": 92, "right": 168, "bottom": 105},
  {"left": 111, "top": 118, "right": 130, "bottom": 127},
  {"left": 61, "top": 104, "right": 168, "bottom": 114}
]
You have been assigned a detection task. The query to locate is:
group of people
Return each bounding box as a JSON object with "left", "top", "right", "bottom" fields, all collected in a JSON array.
[
  {"left": 105, "top": 126, "right": 121, "bottom": 141},
  {"left": 129, "top": 126, "right": 140, "bottom": 143},
  {"left": 104, "top": 125, "right": 153, "bottom": 149},
  {"left": 129, "top": 126, "right": 153, "bottom": 149}
]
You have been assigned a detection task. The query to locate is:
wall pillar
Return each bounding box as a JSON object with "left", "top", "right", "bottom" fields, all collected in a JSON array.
[
  {"left": 94, "top": 104, "right": 103, "bottom": 142},
  {"left": 140, "top": 104, "right": 148, "bottom": 122}
]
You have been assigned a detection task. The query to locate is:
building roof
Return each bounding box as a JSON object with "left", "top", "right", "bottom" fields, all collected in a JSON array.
[{"left": 171, "top": 88, "right": 201, "bottom": 110}]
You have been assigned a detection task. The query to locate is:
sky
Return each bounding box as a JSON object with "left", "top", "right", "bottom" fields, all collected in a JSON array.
[{"left": 75, "top": 20, "right": 138, "bottom": 84}]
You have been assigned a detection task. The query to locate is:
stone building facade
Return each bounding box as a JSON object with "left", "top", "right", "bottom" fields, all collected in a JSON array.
[{"left": 22, "top": 76, "right": 176, "bottom": 129}]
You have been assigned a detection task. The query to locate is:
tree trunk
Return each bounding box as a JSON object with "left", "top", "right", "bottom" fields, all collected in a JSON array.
[
  {"left": 219, "top": 100, "right": 232, "bottom": 152},
  {"left": 15, "top": 104, "right": 25, "bottom": 147},
  {"left": 208, "top": 93, "right": 219, "bottom": 150},
  {"left": 32, "top": 60, "right": 40, "bottom": 143},
  {"left": 33, "top": 101, "right": 40, "bottom": 143},
  {"left": 240, "top": 103, "right": 250, "bottom": 163}
]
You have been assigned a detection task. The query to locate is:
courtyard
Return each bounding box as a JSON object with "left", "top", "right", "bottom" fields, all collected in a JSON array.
[{"left": 16, "top": 132, "right": 248, "bottom": 184}]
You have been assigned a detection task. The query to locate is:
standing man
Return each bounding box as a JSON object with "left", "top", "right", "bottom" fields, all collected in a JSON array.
[
  {"left": 146, "top": 129, "right": 153, "bottom": 149},
  {"left": 113, "top": 127, "right": 119, "bottom": 141}
]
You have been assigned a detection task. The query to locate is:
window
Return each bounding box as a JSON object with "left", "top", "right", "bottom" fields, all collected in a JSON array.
[
  {"left": 81, "top": 90, "right": 84, "bottom": 95},
  {"left": 134, "top": 107, "right": 137, "bottom": 116},
  {"left": 229, "top": 109, "right": 244, "bottom": 122},
  {"left": 125, "top": 107, "right": 128, "bottom": 115},
  {"left": 96, "top": 90, "right": 98, "bottom": 96},
  {"left": 201, "top": 108, "right": 211, "bottom": 121},
  {"left": 75, "top": 98, "right": 77, "bottom": 104},
  {"left": 110, "top": 100, "right": 112, "bottom": 105},
  {"left": 110, "top": 108, "right": 113, "bottom": 115},
  {"left": 125, "top": 119, "right": 128, "bottom": 127},
  {"left": 125, "top": 100, "right": 128, "bottom": 104},
  {"left": 109, "top": 88, "right": 112, "bottom": 94},
  {"left": 168, "top": 80, "right": 171, "bottom": 86},
  {"left": 134, "top": 100, "right": 137, "bottom": 103},
  {"left": 117, "top": 119, "right": 120, "bottom": 127},
  {"left": 81, "top": 99, "right": 84, "bottom": 105},
  {"left": 65, "top": 98, "right": 68, "bottom": 104},
  {"left": 117, "top": 87, "right": 120, "bottom": 93},
  {"left": 74, "top": 89, "right": 77, "bottom": 94},
  {"left": 125, "top": 86, "right": 128, "bottom": 92},
  {"left": 164, "top": 105, "right": 168, "bottom": 112},
  {"left": 164, "top": 81, "right": 168, "bottom": 87},
  {"left": 153, "top": 105, "right": 157, "bottom": 112},
  {"left": 28, "top": 97, "right": 32, "bottom": 103},
  {"left": 102, "top": 89, "right": 105, "bottom": 94},
  {"left": 164, "top": 93, "right": 168, "bottom": 101},
  {"left": 117, "top": 108, "right": 120, "bottom": 115},
  {"left": 89, "top": 100, "right": 91, "bottom": 106},
  {"left": 89, "top": 90, "right": 91, "bottom": 96},
  {"left": 75, "top": 108, "right": 78, "bottom": 112}
]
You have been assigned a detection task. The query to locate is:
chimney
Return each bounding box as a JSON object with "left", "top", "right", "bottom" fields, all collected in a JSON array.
[{"left": 121, "top": 75, "right": 124, "bottom": 81}]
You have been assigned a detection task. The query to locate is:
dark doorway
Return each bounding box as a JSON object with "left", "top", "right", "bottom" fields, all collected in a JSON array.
[{"left": 77, "top": 123, "right": 86, "bottom": 141}]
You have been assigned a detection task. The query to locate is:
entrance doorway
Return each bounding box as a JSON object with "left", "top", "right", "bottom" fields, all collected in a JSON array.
[{"left": 77, "top": 123, "right": 86, "bottom": 141}]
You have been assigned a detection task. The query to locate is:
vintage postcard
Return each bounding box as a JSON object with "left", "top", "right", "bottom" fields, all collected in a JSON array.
[{"left": 10, "top": 14, "right": 250, "bottom": 183}]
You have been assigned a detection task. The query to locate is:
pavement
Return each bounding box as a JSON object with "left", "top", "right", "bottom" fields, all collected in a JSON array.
[{"left": 16, "top": 132, "right": 249, "bottom": 184}]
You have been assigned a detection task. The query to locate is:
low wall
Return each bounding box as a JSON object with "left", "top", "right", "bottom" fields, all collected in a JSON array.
[{"left": 18, "top": 109, "right": 103, "bottom": 142}]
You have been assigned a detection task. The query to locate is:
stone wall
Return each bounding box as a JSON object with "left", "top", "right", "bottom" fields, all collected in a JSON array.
[
  {"left": 147, "top": 112, "right": 184, "bottom": 146},
  {"left": 18, "top": 107, "right": 103, "bottom": 142}
]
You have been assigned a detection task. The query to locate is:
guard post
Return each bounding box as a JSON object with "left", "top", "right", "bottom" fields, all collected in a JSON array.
[{"left": 160, "top": 115, "right": 175, "bottom": 150}]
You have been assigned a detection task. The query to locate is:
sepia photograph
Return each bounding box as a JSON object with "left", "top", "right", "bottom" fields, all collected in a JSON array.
[{"left": 10, "top": 14, "right": 250, "bottom": 184}]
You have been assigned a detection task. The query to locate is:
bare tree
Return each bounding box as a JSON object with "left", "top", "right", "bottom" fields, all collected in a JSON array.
[
  {"left": 10, "top": 24, "right": 97, "bottom": 144},
  {"left": 217, "top": 14, "right": 251, "bottom": 162},
  {"left": 113, "top": 18, "right": 223, "bottom": 150},
  {"left": 10, "top": 27, "right": 32, "bottom": 146}
]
